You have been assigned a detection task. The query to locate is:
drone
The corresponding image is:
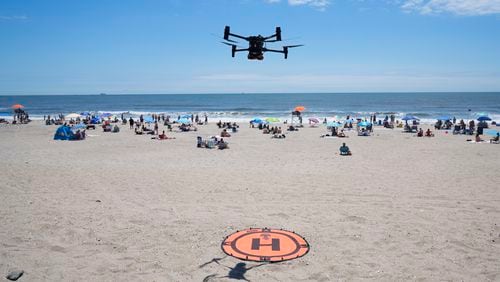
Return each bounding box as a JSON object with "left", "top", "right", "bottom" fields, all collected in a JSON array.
[{"left": 222, "top": 26, "right": 303, "bottom": 60}]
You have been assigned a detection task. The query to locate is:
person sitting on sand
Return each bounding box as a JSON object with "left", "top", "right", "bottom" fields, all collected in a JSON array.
[
  {"left": 135, "top": 127, "right": 143, "bottom": 135},
  {"left": 338, "top": 129, "right": 347, "bottom": 138},
  {"left": 339, "top": 143, "right": 352, "bottom": 156},
  {"left": 158, "top": 130, "right": 175, "bottom": 140},
  {"left": 218, "top": 138, "right": 228, "bottom": 150},
  {"left": 417, "top": 128, "right": 424, "bottom": 137},
  {"left": 490, "top": 132, "right": 500, "bottom": 144},
  {"left": 331, "top": 127, "right": 337, "bottom": 136},
  {"left": 425, "top": 128, "right": 434, "bottom": 137},
  {"left": 221, "top": 129, "right": 231, "bottom": 137},
  {"left": 475, "top": 133, "right": 483, "bottom": 142},
  {"left": 74, "top": 130, "right": 82, "bottom": 140}
]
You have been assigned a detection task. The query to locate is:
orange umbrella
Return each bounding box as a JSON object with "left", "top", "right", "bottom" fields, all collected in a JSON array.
[
  {"left": 11, "top": 104, "right": 25, "bottom": 109},
  {"left": 294, "top": 106, "right": 305, "bottom": 112}
]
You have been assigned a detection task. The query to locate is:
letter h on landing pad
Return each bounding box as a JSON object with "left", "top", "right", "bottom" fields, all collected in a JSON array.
[{"left": 251, "top": 238, "right": 280, "bottom": 251}]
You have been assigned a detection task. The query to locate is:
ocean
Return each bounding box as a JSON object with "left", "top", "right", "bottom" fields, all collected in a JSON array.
[{"left": 1, "top": 93, "right": 499, "bottom": 123}]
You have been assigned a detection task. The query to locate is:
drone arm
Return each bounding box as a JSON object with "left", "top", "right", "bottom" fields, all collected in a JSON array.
[
  {"left": 263, "top": 47, "right": 290, "bottom": 59},
  {"left": 263, "top": 34, "right": 277, "bottom": 41},
  {"left": 228, "top": 33, "right": 248, "bottom": 41},
  {"left": 262, "top": 48, "right": 284, "bottom": 54}
]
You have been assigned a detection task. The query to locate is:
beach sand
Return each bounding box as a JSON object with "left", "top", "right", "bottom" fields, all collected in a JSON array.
[{"left": 1, "top": 121, "right": 499, "bottom": 281}]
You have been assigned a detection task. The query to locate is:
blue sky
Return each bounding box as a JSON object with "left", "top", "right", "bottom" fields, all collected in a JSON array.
[{"left": 1, "top": 0, "right": 499, "bottom": 94}]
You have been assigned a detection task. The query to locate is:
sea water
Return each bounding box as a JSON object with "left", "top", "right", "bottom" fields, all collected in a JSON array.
[{"left": 1, "top": 92, "right": 499, "bottom": 123}]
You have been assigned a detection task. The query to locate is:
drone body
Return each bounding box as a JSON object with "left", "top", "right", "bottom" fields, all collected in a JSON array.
[{"left": 222, "top": 26, "right": 303, "bottom": 60}]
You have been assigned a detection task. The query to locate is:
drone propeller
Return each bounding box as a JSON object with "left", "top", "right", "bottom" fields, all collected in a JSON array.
[
  {"left": 224, "top": 38, "right": 239, "bottom": 43},
  {"left": 211, "top": 33, "right": 239, "bottom": 43},
  {"left": 220, "top": 41, "right": 243, "bottom": 48},
  {"left": 283, "top": 44, "right": 304, "bottom": 48}
]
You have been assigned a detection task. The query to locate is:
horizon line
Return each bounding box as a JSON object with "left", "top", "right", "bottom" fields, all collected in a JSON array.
[{"left": 1, "top": 91, "right": 500, "bottom": 96}]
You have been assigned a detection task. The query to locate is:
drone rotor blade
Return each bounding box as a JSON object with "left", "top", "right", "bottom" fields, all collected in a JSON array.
[
  {"left": 221, "top": 42, "right": 244, "bottom": 49},
  {"left": 284, "top": 44, "right": 304, "bottom": 48},
  {"left": 211, "top": 33, "right": 239, "bottom": 43}
]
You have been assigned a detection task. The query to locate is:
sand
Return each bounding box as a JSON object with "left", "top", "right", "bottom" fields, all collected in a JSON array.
[{"left": 1, "top": 121, "right": 499, "bottom": 281}]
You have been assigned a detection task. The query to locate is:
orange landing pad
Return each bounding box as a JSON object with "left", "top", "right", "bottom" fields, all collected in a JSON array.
[{"left": 221, "top": 228, "right": 309, "bottom": 262}]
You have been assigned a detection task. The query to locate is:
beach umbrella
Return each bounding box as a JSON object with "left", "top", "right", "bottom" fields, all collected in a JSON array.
[
  {"left": 294, "top": 106, "right": 305, "bottom": 112},
  {"left": 344, "top": 119, "right": 354, "bottom": 124},
  {"left": 180, "top": 114, "right": 192, "bottom": 119},
  {"left": 309, "top": 117, "right": 320, "bottom": 123},
  {"left": 178, "top": 118, "right": 191, "bottom": 124},
  {"left": 65, "top": 113, "right": 81, "bottom": 119},
  {"left": 11, "top": 104, "right": 24, "bottom": 109},
  {"left": 437, "top": 116, "right": 452, "bottom": 121},
  {"left": 250, "top": 118, "right": 264, "bottom": 124},
  {"left": 358, "top": 121, "right": 372, "bottom": 127},
  {"left": 477, "top": 116, "right": 491, "bottom": 121},
  {"left": 402, "top": 115, "right": 419, "bottom": 121},
  {"left": 265, "top": 117, "right": 280, "bottom": 123},
  {"left": 90, "top": 117, "right": 100, "bottom": 124}
]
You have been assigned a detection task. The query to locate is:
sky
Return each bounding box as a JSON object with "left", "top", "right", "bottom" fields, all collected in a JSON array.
[{"left": 1, "top": 0, "right": 500, "bottom": 95}]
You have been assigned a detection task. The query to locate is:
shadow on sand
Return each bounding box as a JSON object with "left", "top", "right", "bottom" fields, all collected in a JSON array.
[{"left": 200, "top": 257, "right": 265, "bottom": 282}]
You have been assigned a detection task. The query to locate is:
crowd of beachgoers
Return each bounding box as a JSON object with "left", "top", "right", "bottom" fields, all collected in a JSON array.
[{"left": 3, "top": 107, "right": 499, "bottom": 149}]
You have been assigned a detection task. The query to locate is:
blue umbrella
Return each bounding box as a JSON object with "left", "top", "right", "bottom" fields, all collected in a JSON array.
[
  {"left": 178, "top": 118, "right": 191, "bottom": 124},
  {"left": 180, "top": 114, "right": 192, "bottom": 119},
  {"left": 358, "top": 121, "right": 372, "bottom": 127},
  {"left": 484, "top": 129, "right": 499, "bottom": 136},
  {"left": 402, "top": 115, "right": 419, "bottom": 121},
  {"left": 436, "top": 116, "right": 452, "bottom": 121},
  {"left": 477, "top": 116, "right": 491, "bottom": 121},
  {"left": 250, "top": 118, "right": 264, "bottom": 124}
]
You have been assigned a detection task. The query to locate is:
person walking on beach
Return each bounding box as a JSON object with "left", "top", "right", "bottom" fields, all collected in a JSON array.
[{"left": 129, "top": 117, "right": 134, "bottom": 129}]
